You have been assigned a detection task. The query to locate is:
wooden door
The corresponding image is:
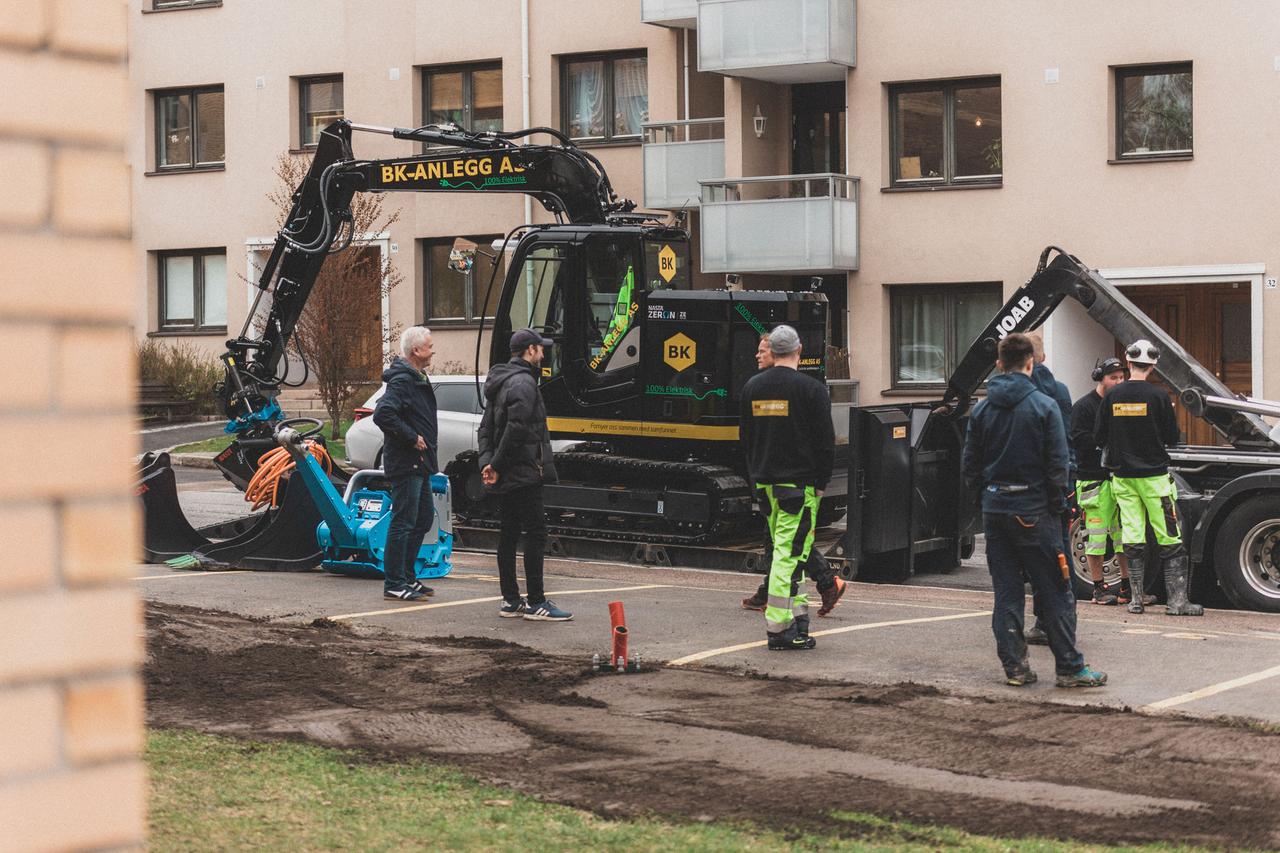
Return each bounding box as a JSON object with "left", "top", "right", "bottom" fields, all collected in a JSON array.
[
  {"left": 1119, "top": 283, "right": 1252, "bottom": 446},
  {"left": 346, "top": 247, "right": 384, "bottom": 381}
]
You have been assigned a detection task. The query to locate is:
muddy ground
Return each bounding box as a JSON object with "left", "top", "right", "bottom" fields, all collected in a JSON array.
[{"left": 145, "top": 602, "right": 1280, "bottom": 849}]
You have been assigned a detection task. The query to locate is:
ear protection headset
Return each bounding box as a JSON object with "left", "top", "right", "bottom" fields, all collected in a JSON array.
[{"left": 1091, "top": 356, "right": 1125, "bottom": 382}]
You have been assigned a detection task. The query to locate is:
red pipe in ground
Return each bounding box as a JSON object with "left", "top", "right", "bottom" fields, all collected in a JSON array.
[{"left": 608, "top": 600, "right": 628, "bottom": 668}]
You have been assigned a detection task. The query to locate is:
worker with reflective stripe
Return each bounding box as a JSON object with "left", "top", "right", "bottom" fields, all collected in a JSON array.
[
  {"left": 1094, "top": 340, "right": 1203, "bottom": 616},
  {"left": 739, "top": 325, "right": 834, "bottom": 651}
]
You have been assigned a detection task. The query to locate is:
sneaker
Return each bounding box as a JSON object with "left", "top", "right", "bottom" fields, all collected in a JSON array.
[
  {"left": 498, "top": 598, "right": 527, "bottom": 618},
  {"left": 409, "top": 581, "right": 435, "bottom": 597},
  {"left": 384, "top": 585, "right": 424, "bottom": 601},
  {"left": 1006, "top": 663, "right": 1038, "bottom": 687},
  {"left": 741, "top": 587, "right": 767, "bottom": 611},
  {"left": 767, "top": 632, "right": 817, "bottom": 651},
  {"left": 524, "top": 600, "right": 573, "bottom": 622},
  {"left": 1056, "top": 666, "right": 1108, "bottom": 688},
  {"left": 1024, "top": 625, "right": 1049, "bottom": 646},
  {"left": 817, "top": 576, "right": 847, "bottom": 617},
  {"left": 1092, "top": 583, "right": 1119, "bottom": 606}
]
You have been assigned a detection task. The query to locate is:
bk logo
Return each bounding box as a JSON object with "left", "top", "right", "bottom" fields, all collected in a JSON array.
[
  {"left": 663, "top": 332, "right": 696, "bottom": 372},
  {"left": 657, "top": 244, "right": 677, "bottom": 283}
]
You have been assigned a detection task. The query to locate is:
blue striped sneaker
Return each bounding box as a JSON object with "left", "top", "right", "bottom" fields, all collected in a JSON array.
[
  {"left": 1056, "top": 666, "right": 1108, "bottom": 688},
  {"left": 523, "top": 600, "right": 573, "bottom": 622},
  {"left": 498, "top": 598, "right": 528, "bottom": 618}
]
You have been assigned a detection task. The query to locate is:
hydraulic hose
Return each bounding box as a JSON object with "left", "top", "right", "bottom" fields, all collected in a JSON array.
[{"left": 244, "top": 442, "right": 332, "bottom": 511}]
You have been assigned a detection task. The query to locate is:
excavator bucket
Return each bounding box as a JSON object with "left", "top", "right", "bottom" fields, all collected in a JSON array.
[{"left": 136, "top": 453, "right": 323, "bottom": 572}]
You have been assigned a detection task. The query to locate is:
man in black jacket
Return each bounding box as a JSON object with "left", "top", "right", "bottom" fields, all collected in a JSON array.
[
  {"left": 1094, "top": 340, "right": 1202, "bottom": 616},
  {"left": 478, "top": 328, "right": 572, "bottom": 622},
  {"left": 962, "top": 333, "right": 1106, "bottom": 688},
  {"left": 740, "top": 325, "right": 834, "bottom": 651},
  {"left": 373, "top": 326, "right": 439, "bottom": 601}
]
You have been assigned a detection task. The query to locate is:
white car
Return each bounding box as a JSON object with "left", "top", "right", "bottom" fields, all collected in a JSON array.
[{"left": 344, "top": 375, "right": 577, "bottom": 472}]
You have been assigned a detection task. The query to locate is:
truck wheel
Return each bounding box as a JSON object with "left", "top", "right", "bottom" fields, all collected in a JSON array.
[
  {"left": 1067, "top": 516, "right": 1122, "bottom": 600},
  {"left": 1212, "top": 495, "right": 1280, "bottom": 613}
]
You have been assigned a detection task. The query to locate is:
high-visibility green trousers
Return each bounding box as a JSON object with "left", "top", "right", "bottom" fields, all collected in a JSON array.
[
  {"left": 1112, "top": 474, "right": 1182, "bottom": 547},
  {"left": 1077, "top": 478, "right": 1121, "bottom": 556},
  {"left": 760, "top": 484, "right": 820, "bottom": 635}
]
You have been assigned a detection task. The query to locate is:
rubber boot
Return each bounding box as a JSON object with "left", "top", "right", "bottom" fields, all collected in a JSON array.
[
  {"left": 795, "top": 614, "right": 811, "bottom": 639},
  {"left": 1163, "top": 555, "right": 1204, "bottom": 616},
  {"left": 1124, "top": 551, "right": 1145, "bottom": 614}
]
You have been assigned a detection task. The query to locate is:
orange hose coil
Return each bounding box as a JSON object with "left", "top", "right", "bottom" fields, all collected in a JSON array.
[{"left": 243, "top": 441, "right": 332, "bottom": 511}]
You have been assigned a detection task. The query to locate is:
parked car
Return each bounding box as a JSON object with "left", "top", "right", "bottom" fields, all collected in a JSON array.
[{"left": 344, "top": 375, "right": 578, "bottom": 472}]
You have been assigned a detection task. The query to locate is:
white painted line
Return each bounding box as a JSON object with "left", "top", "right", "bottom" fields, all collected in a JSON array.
[
  {"left": 668, "top": 610, "right": 990, "bottom": 666},
  {"left": 1163, "top": 632, "right": 1209, "bottom": 641},
  {"left": 1122, "top": 628, "right": 1163, "bottom": 635},
  {"left": 135, "top": 570, "right": 250, "bottom": 580},
  {"left": 1144, "top": 662, "right": 1280, "bottom": 711},
  {"left": 330, "top": 583, "right": 669, "bottom": 621}
]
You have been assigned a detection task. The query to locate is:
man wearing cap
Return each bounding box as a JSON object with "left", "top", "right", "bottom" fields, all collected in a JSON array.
[
  {"left": 740, "top": 324, "right": 834, "bottom": 651},
  {"left": 1071, "top": 357, "right": 1153, "bottom": 607},
  {"left": 740, "top": 332, "right": 847, "bottom": 617},
  {"left": 477, "top": 328, "right": 572, "bottom": 622},
  {"left": 1094, "top": 340, "right": 1202, "bottom": 616}
]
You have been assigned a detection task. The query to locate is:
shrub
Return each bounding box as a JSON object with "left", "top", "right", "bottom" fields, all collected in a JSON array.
[{"left": 138, "top": 339, "right": 223, "bottom": 415}]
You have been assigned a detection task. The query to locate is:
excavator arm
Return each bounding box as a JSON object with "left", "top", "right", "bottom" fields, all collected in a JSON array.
[
  {"left": 217, "top": 119, "right": 634, "bottom": 424},
  {"left": 939, "top": 246, "right": 1272, "bottom": 449}
]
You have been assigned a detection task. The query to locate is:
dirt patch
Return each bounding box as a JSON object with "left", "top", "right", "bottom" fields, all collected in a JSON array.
[{"left": 145, "top": 602, "right": 1280, "bottom": 849}]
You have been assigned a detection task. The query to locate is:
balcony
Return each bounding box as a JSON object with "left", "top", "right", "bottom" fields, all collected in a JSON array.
[
  {"left": 699, "top": 173, "right": 859, "bottom": 274},
  {"left": 641, "top": 0, "right": 698, "bottom": 27},
  {"left": 698, "top": 0, "right": 855, "bottom": 83},
  {"left": 642, "top": 119, "right": 725, "bottom": 209}
]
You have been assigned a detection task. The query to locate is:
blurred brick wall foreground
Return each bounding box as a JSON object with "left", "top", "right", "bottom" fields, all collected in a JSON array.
[{"left": 0, "top": 1, "right": 145, "bottom": 850}]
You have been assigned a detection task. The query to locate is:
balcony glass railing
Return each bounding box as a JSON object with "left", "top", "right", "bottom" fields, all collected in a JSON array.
[
  {"left": 698, "top": 0, "right": 856, "bottom": 83},
  {"left": 642, "top": 118, "right": 726, "bottom": 209},
  {"left": 699, "top": 173, "right": 859, "bottom": 273},
  {"left": 641, "top": 0, "right": 698, "bottom": 27}
]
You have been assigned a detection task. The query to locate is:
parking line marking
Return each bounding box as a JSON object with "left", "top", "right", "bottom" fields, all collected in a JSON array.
[
  {"left": 1144, "top": 663, "right": 1280, "bottom": 711},
  {"left": 668, "top": 610, "right": 990, "bottom": 666},
  {"left": 329, "top": 583, "right": 669, "bottom": 621},
  {"left": 135, "top": 570, "right": 250, "bottom": 580}
]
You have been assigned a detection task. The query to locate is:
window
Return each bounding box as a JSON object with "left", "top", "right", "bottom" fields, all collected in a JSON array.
[
  {"left": 423, "top": 236, "right": 506, "bottom": 324},
  {"left": 423, "top": 64, "right": 502, "bottom": 136},
  {"left": 1115, "top": 63, "right": 1192, "bottom": 159},
  {"left": 890, "top": 284, "right": 1002, "bottom": 387},
  {"left": 561, "top": 52, "right": 647, "bottom": 142},
  {"left": 299, "top": 75, "right": 344, "bottom": 148},
  {"left": 889, "top": 78, "right": 1000, "bottom": 186},
  {"left": 154, "top": 86, "right": 224, "bottom": 170},
  {"left": 158, "top": 249, "right": 227, "bottom": 332},
  {"left": 433, "top": 383, "right": 483, "bottom": 415}
]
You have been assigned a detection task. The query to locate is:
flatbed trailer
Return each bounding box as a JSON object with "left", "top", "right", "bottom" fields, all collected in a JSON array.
[{"left": 845, "top": 247, "right": 1280, "bottom": 613}]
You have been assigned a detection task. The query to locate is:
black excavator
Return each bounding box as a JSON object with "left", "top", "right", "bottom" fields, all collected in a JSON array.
[{"left": 210, "top": 119, "right": 839, "bottom": 546}]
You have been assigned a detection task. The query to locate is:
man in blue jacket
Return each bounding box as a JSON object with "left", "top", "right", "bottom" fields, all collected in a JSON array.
[
  {"left": 962, "top": 333, "right": 1106, "bottom": 688},
  {"left": 373, "top": 326, "right": 439, "bottom": 602}
]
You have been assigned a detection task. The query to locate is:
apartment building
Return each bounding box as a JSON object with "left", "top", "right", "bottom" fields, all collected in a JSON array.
[{"left": 131, "top": 0, "right": 1280, "bottom": 445}]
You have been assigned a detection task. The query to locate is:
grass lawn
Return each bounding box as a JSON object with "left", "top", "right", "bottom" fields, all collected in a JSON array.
[
  {"left": 148, "top": 730, "right": 1216, "bottom": 852},
  {"left": 171, "top": 419, "right": 353, "bottom": 459}
]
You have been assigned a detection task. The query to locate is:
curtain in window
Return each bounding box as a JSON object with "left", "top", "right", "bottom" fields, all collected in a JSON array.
[
  {"left": 163, "top": 256, "right": 195, "bottom": 325},
  {"left": 472, "top": 68, "right": 503, "bottom": 133},
  {"left": 429, "top": 71, "right": 464, "bottom": 127},
  {"left": 612, "top": 57, "right": 648, "bottom": 137},
  {"left": 195, "top": 90, "right": 225, "bottom": 164},
  {"left": 566, "top": 60, "right": 606, "bottom": 138},
  {"left": 159, "top": 94, "right": 192, "bottom": 167},
  {"left": 202, "top": 254, "right": 227, "bottom": 327},
  {"left": 895, "top": 290, "right": 946, "bottom": 383}
]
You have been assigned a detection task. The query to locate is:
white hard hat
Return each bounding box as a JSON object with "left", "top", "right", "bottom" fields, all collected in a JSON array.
[{"left": 1125, "top": 339, "right": 1161, "bottom": 365}]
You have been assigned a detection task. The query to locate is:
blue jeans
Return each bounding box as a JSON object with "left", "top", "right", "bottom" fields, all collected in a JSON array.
[
  {"left": 385, "top": 474, "right": 434, "bottom": 589},
  {"left": 984, "top": 512, "right": 1085, "bottom": 677}
]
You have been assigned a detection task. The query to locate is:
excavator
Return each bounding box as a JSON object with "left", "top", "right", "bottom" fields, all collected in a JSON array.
[{"left": 198, "top": 118, "right": 836, "bottom": 553}]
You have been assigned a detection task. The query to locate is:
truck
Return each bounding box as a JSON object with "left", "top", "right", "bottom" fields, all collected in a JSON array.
[{"left": 846, "top": 247, "right": 1280, "bottom": 613}]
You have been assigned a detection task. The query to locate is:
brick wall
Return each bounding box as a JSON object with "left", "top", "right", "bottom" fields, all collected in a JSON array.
[{"left": 0, "top": 2, "right": 146, "bottom": 850}]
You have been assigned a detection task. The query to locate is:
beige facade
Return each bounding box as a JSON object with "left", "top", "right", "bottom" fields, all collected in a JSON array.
[
  {"left": 131, "top": 0, "right": 1279, "bottom": 410},
  {"left": 1, "top": 0, "right": 147, "bottom": 850}
]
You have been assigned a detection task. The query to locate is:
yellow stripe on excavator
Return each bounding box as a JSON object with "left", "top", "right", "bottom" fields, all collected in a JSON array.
[{"left": 546, "top": 417, "right": 739, "bottom": 441}]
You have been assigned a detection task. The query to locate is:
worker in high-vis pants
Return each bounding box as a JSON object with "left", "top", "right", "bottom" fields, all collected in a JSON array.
[
  {"left": 739, "top": 325, "right": 834, "bottom": 651},
  {"left": 1094, "top": 340, "right": 1203, "bottom": 616}
]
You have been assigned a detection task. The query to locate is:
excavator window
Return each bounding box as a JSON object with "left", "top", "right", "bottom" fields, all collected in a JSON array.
[
  {"left": 584, "top": 236, "right": 642, "bottom": 374},
  {"left": 504, "top": 244, "right": 567, "bottom": 378}
]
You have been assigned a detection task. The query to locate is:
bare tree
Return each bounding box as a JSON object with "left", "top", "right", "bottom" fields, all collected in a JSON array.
[{"left": 267, "top": 153, "right": 404, "bottom": 440}]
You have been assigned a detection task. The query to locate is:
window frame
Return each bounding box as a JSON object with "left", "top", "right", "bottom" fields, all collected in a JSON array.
[
  {"left": 157, "top": 248, "right": 228, "bottom": 334},
  {"left": 1113, "top": 62, "right": 1193, "bottom": 162},
  {"left": 889, "top": 282, "right": 1003, "bottom": 390},
  {"left": 888, "top": 76, "right": 1001, "bottom": 188},
  {"left": 421, "top": 235, "right": 506, "bottom": 327},
  {"left": 559, "top": 50, "right": 648, "bottom": 144},
  {"left": 421, "top": 62, "right": 503, "bottom": 142},
  {"left": 153, "top": 85, "right": 224, "bottom": 172},
  {"left": 151, "top": 0, "right": 219, "bottom": 8},
  {"left": 298, "top": 74, "right": 344, "bottom": 150}
]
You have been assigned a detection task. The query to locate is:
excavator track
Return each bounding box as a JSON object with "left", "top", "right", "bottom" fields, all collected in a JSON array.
[{"left": 453, "top": 451, "right": 758, "bottom": 545}]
